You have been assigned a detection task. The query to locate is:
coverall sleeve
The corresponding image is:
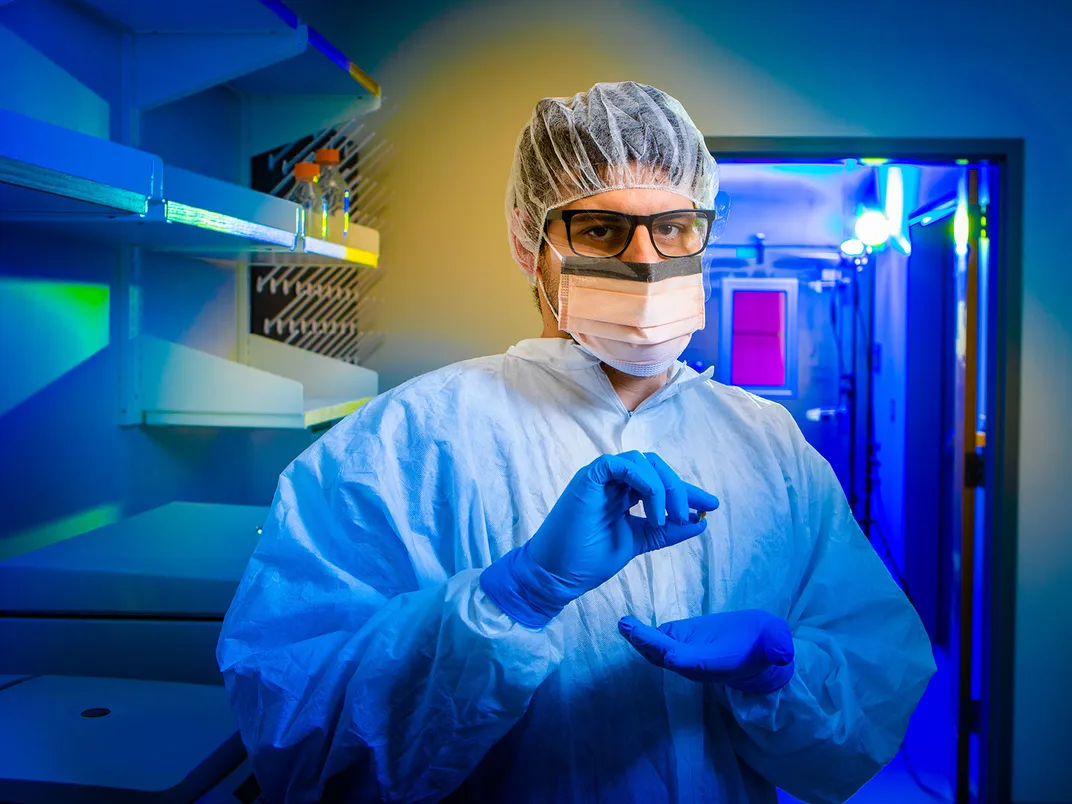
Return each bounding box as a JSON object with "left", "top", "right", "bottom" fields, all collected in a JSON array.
[
  {"left": 719, "top": 425, "right": 937, "bottom": 803},
  {"left": 217, "top": 427, "right": 562, "bottom": 804}
]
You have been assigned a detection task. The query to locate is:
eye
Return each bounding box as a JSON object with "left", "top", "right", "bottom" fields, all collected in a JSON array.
[
  {"left": 654, "top": 222, "right": 687, "bottom": 239},
  {"left": 571, "top": 214, "right": 630, "bottom": 244},
  {"left": 653, "top": 213, "right": 707, "bottom": 246},
  {"left": 579, "top": 224, "right": 616, "bottom": 240}
]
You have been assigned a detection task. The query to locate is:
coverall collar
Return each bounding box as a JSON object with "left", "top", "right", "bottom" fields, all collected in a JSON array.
[{"left": 507, "top": 337, "right": 714, "bottom": 413}]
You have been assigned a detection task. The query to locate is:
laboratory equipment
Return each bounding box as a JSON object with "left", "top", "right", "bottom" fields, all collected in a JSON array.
[
  {"left": 855, "top": 210, "right": 891, "bottom": 247},
  {"left": 717, "top": 277, "right": 800, "bottom": 398},
  {"left": 314, "top": 148, "right": 350, "bottom": 242},
  {"left": 289, "top": 162, "right": 326, "bottom": 241},
  {"left": 248, "top": 124, "right": 384, "bottom": 369}
]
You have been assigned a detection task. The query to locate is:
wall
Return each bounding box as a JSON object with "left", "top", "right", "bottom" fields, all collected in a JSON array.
[
  {"left": 342, "top": 1, "right": 1070, "bottom": 800},
  {"left": 0, "top": 24, "right": 108, "bottom": 138}
]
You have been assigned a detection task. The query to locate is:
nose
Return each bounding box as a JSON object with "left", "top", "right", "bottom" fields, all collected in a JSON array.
[{"left": 620, "top": 223, "right": 663, "bottom": 263}]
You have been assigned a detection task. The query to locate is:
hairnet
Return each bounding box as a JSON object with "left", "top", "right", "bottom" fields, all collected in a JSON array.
[{"left": 506, "top": 81, "right": 719, "bottom": 281}]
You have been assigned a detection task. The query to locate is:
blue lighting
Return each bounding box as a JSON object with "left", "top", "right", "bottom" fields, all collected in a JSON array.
[
  {"left": 954, "top": 203, "right": 969, "bottom": 257},
  {"left": 954, "top": 171, "right": 970, "bottom": 258},
  {"left": 883, "top": 167, "right": 908, "bottom": 255},
  {"left": 855, "top": 210, "right": 891, "bottom": 247},
  {"left": 841, "top": 238, "right": 866, "bottom": 257}
]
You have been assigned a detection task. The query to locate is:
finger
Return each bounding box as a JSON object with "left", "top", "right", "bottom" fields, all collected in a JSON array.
[
  {"left": 729, "top": 661, "right": 796, "bottom": 694},
  {"left": 668, "top": 638, "right": 743, "bottom": 676},
  {"left": 627, "top": 515, "right": 707, "bottom": 553},
  {"left": 619, "top": 452, "right": 666, "bottom": 526},
  {"left": 654, "top": 644, "right": 709, "bottom": 679},
  {"left": 643, "top": 453, "right": 689, "bottom": 525},
  {"left": 661, "top": 613, "right": 757, "bottom": 676},
  {"left": 660, "top": 518, "right": 708, "bottom": 549},
  {"left": 618, "top": 617, "right": 680, "bottom": 667},
  {"left": 683, "top": 482, "right": 720, "bottom": 515},
  {"left": 589, "top": 454, "right": 655, "bottom": 499}
]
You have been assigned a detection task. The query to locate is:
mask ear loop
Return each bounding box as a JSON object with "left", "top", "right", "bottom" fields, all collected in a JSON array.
[
  {"left": 536, "top": 270, "right": 561, "bottom": 324},
  {"left": 534, "top": 226, "right": 568, "bottom": 324}
]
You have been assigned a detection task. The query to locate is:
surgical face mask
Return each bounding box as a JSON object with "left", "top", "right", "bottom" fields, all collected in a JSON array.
[{"left": 540, "top": 250, "right": 706, "bottom": 377}]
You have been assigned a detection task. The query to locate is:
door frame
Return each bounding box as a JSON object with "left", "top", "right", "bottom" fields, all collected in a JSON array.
[{"left": 704, "top": 136, "right": 1024, "bottom": 804}]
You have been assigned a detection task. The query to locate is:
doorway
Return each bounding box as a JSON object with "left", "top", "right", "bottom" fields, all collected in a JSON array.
[{"left": 694, "top": 138, "right": 1024, "bottom": 804}]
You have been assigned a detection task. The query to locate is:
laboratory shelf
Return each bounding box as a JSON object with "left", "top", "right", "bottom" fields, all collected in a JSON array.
[
  {"left": 0, "top": 107, "right": 161, "bottom": 219},
  {"left": 265, "top": 215, "right": 381, "bottom": 268},
  {"left": 0, "top": 108, "right": 380, "bottom": 265},
  {"left": 297, "top": 233, "right": 380, "bottom": 267},
  {"left": 0, "top": 107, "right": 298, "bottom": 253},
  {"left": 161, "top": 165, "right": 300, "bottom": 253},
  {"left": 75, "top": 0, "right": 291, "bottom": 34},
  {"left": 138, "top": 334, "right": 376, "bottom": 429},
  {"left": 301, "top": 235, "right": 378, "bottom": 268},
  {"left": 247, "top": 333, "right": 378, "bottom": 426},
  {"left": 73, "top": 0, "right": 380, "bottom": 109},
  {"left": 0, "top": 502, "right": 272, "bottom": 684},
  {"left": 232, "top": 0, "right": 381, "bottom": 98},
  {"left": 0, "top": 502, "right": 267, "bottom": 617}
]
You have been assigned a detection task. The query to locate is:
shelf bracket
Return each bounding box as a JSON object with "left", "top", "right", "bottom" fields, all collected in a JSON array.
[
  {"left": 132, "top": 26, "right": 308, "bottom": 111},
  {"left": 116, "top": 246, "right": 143, "bottom": 427}
]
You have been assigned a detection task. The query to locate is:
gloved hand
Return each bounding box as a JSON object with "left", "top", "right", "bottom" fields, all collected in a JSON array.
[
  {"left": 480, "top": 451, "right": 719, "bottom": 629},
  {"left": 618, "top": 610, "right": 795, "bottom": 694}
]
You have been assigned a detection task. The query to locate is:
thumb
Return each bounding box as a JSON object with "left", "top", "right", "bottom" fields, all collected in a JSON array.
[
  {"left": 628, "top": 515, "right": 707, "bottom": 553},
  {"left": 618, "top": 617, "right": 680, "bottom": 668},
  {"left": 760, "top": 619, "right": 795, "bottom": 666}
]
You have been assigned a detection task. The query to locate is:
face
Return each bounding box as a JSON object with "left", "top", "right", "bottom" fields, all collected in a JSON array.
[{"left": 537, "top": 187, "right": 696, "bottom": 315}]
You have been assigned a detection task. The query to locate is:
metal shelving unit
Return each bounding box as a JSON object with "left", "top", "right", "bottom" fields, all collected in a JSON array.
[
  {"left": 0, "top": 108, "right": 162, "bottom": 220},
  {"left": 0, "top": 109, "right": 380, "bottom": 265},
  {"left": 72, "top": 0, "right": 381, "bottom": 109},
  {"left": 139, "top": 334, "right": 376, "bottom": 429},
  {"left": 0, "top": 0, "right": 384, "bottom": 430},
  {"left": 0, "top": 7, "right": 386, "bottom": 798}
]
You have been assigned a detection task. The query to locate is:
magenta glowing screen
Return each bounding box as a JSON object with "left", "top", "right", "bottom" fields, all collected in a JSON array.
[{"left": 730, "top": 290, "right": 787, "bottom": 387}]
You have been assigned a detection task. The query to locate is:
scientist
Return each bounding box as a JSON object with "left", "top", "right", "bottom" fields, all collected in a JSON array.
[{"left": 218, "top": 81, "right": 936, "bottom": 804}]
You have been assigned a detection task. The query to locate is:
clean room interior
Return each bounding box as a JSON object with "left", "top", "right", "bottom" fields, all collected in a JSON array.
[
  {"left": 1, "top": 0, "right": 1067, "bottom": 802},
  {"left": 691, "top": 156, "right": 1003, "bottom": 803}
]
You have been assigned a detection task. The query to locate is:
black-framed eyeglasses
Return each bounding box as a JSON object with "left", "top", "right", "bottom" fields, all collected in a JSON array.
[{"left": 544, "top": 208, "right": 722, "bottom": 259}]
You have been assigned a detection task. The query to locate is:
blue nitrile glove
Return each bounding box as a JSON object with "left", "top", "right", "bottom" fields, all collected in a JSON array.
[
  {"left": 480, "top": 451, "right": 720, "bottom": 629},
  {"left": 618, "top": 610, "right": 795, "bottom": 694}
]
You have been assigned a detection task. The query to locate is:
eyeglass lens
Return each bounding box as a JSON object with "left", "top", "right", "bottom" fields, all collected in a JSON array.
[{"left": 568, "top": 211, "right": 710, "bottom": 258}]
